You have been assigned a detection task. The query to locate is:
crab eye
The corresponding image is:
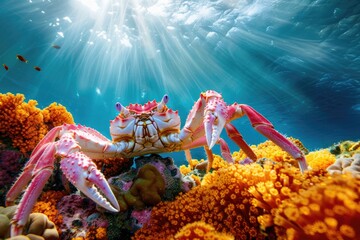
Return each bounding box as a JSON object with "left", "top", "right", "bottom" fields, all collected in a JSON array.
[
  {"left": 115, "top": 102, "right": 130, "bottom": 117},
  {"left": 163, "top": 94, "right": 169, "bottom": 104},
  {"left": 157, "top": 94, "right": 169, "bottom": 112},
  {"left": 115, "top": 102, "right": 122, "bottom": 112}
]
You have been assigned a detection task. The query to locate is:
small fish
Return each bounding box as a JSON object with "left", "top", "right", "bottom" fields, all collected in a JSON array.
[
  {"left": 2, "top": 64, "right": 9, "bottom": 71},
  {"left": 52, "top": 44, "right": 61, "bottom": 49},
  {"left": 16, "top": 54, "right": 28, "bottom": 63},
  {"left": 34, "top": 66, "right": 41, "bottom": 71}
]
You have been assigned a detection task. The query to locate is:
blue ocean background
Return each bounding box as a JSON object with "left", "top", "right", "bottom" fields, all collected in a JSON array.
[{"left": 0, "top": 0, "right": 359, "bottom": 162}]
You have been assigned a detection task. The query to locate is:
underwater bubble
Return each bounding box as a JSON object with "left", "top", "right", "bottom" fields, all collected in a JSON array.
[
  {"left": 57, "top": 31, "right": 64, "bottom": 38},
  {"left": 63, "top": 16, "right": 72, "bottom": 23}
]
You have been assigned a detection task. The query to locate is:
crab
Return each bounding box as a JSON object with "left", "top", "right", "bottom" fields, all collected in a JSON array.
[{"left": 6, "top": 90, "right": 308, "bottom": 236}]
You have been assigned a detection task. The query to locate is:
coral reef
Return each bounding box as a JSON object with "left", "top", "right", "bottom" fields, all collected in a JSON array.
[
  {"left": 0, "top": 205, "right": 59, "bottom": 240},
  {"left": 134, "top": 162, "right": 271, "bottom": 239},
  {"left": 173, "top": 221, "right": 234, "bottom": 240},
  {"left": 0, "top": 92, "right": 74, "bottom": 155},
  {"left": 1, "top": 93, "right": 359, "bottom": 240},
  {"left": 133, "top": 147, "right": 332, "bottom": 239}
]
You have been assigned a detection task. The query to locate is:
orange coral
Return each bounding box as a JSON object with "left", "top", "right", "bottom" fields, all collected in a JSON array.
[
  {"left": 305, "top": 149, "right": 336, "bottom": 170},
  {"left": 84, "top": 226, "right": 108, "bottom": 240},
  {"left": 273, "top": 173, "right": 360, "bottom": 240},
  {"left": 0, "top": 93, "right": 48, "bottom": 154},
  {"left": 173, "top": 221, "right": 234, "bottom": 240},
  {"left": 0, "top": 93, "right": 74, "bottom": 155},
  {"left": 93, "top": 157, "right": 133, "bottom": 179},
  {"left": 134, "top": 162, "right": 273, "bottom": 240},
  {"left": 32, "top": 190, "right": 67, "bottom": 233},
  {"left": 42, "top": 102, "right": 74, "bottom": 129},
  {"left": 210, "top": 154, "right": 231, "bottom": 170},
  {"left": 247, "top": 160, "right": 328, "bottom": 234}
]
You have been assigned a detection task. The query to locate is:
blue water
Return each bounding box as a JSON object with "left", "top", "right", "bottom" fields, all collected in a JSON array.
[{"left": 0, "top": 0, "right": 359, "bottom": 161}]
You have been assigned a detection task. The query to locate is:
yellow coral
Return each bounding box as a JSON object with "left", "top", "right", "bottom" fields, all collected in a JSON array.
[
  {"left": 232, "top": 137, "right": 307, "bottom": 168},
  {"left": 179, "top": 159, "right": 205, "bottom": 175},
  {"left": 173, "top": 221, "right": 234, "bottom": 240},
  {"left": 179, "top": 164, "right": 192, "bottom": 176},
  {"left": 273, "top": 173, "right": 360, "bottom": 240},
  {"left": 114, "top": 164, "right": 165, "bottom": 211},
  {"left": 247, "top": 160, "right": 328, "bottom": 234},
  {"left": 210, "top": 154, "right": 230, "bottom": 170},
  {"left": 305, "top": 149, "right": 336, "bottom": 170}
]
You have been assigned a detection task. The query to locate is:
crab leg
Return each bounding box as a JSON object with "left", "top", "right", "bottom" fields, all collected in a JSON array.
[
  {"left": 6, "top": 126, "right": 61, "bottom": 206},
  {"left": 179, "top": 93, "right": 207, "bottom": 141},
  {"left": 237, "top": 104, "right": 308, "bottom": 172},
  {"left": 6, "top": 125, "right": 121, "bottom": 237},
  {"left": 8, "top": 143, "right": 57, "bottom": 236},
  {"left": 225, "top": 123, "right": 257, "bottom": 161}
]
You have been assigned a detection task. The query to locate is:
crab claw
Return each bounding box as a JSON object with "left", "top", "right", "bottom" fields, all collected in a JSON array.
[
  {"left": 204, "top": 108, "right": 227, "bottom": 149},
  {"left": 60, "top": 152, "right": 120, "bottom": 212}
]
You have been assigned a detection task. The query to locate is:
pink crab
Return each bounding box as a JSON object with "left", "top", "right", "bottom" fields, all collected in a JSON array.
[{"left": 6, "top": 90, "right": 307, "bottom": 236}]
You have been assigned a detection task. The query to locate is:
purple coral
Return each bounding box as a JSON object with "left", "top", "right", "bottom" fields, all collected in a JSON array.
[
  {"left": 0, "top": 149, "right": 24, "bottom": 205},
  {"left": 57, "top": 194, "right": 109, "bottom": 239},
  {"left": 131, "top": 208, "right": 152, "bottom": 230}
]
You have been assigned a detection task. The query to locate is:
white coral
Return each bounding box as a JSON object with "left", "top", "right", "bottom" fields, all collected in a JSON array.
[{"left": 327, "top": 153, "right": 360, "bottom": 178}]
